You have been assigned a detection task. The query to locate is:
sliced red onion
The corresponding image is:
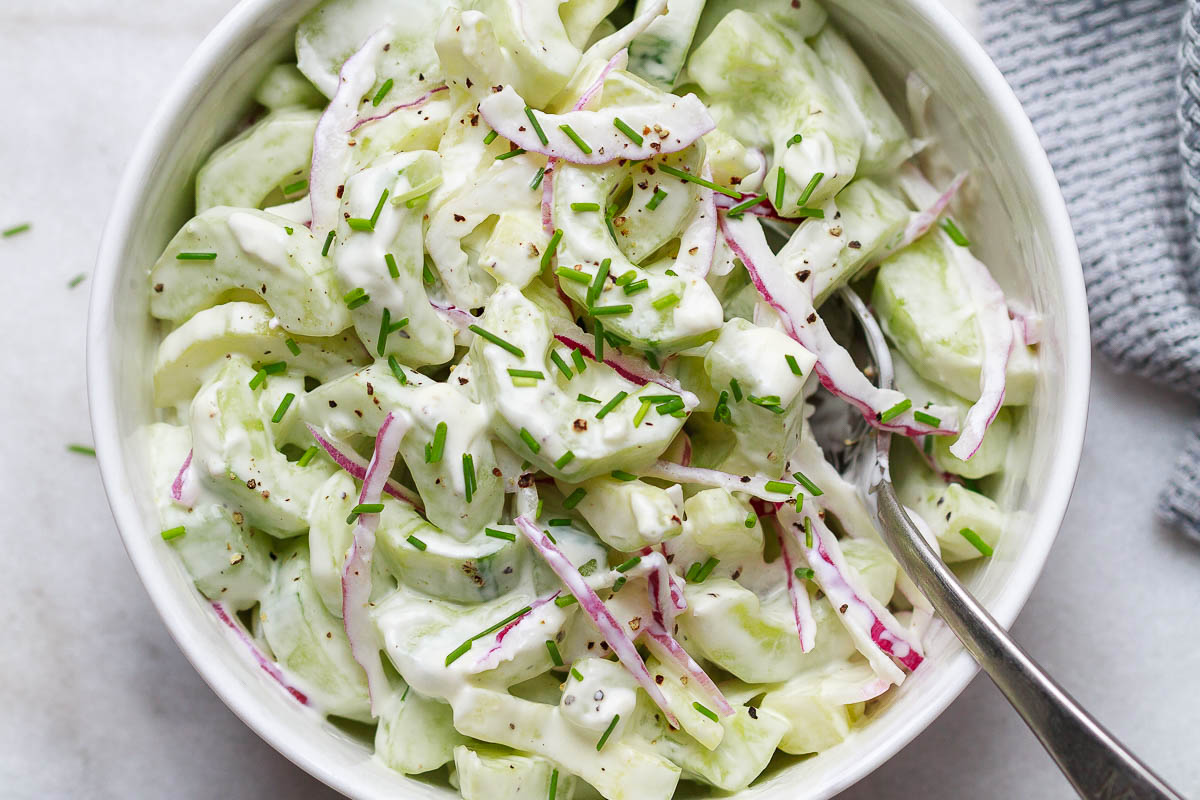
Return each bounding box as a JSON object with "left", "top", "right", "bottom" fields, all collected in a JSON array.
[
  {"left": 429, "top": 299, "right": 475, "bottom": 333},
  {"left": 818, "top": 665, "right": 894, "bottom": 705},
  {"left": 720, "top": 213, "right": 958, "bottom": 437},
  {"left": 714, "top": 193, "right": 800, "bottom": 225},
  {"left": 212, "top": 602, "right": 308, "bottom": 705},
  {"left": 581, "top": 0, "right": 668, "bottom": 65},
  {"left": 642, "top": 460, "right": 802, "bottom": 503},
  {"left": 515, "top": 515, "right": 678, "bottom": 727},
  {"left": 1008, "top": 299, "right": 1043, "bottom": 346},
  {"left": 469, "top": 590, "right": 562, "bottom": 673},
  {"left": 549, "top": 324, "right": 698, "bottom": 408},
  {"left": 541, "top": 160, "right": 556, "bottom": 234},
  {"left": 679, "top": 434, "right": 692, "bottom": 468},
  {"left": 782, "top": 509, "right": 921, "bottom": 682},
  {"left": 170, "top": 449, "right": 198, "bottom": 508},
  {"left": 310, "top": 28, "right": 391, "bottom": 237},
  {"left": 342, "top": 412, "right": 409, "bottom": 713},
  {"left": 348, "top": 84, "right": 448, "bottom": 133},
  {"left": 478, "top": 85, "right": 713, "bottom": 166},
  {"left": 306, "top": 423, "right": 423, "bottom": 510},
  {"left": 895, "top": 171, "right": 966, "bottom": 253},
  {"left": 772, "top": 519, "right": 817, "bottom": 652},
  {"left": 947, "top": 246, "right": 1013, "bottom": 460},
  {"left": 572, "top": 50, "right": 628, "bottom": 112},
  {"left": 673, "top": 165, "right": 717, "bottom": 278}
]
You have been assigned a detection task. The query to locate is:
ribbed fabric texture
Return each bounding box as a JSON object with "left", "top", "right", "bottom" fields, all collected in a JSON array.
[{"left": 980, "top": 0, "right": 1200, "bottom": 539}]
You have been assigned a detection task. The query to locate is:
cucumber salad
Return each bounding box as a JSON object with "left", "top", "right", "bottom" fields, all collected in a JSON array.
[{"left": 144, "top": 1, "right": 1039, "bottom": 797}]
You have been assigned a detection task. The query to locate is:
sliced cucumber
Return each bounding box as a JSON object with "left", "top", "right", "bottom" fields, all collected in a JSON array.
[
  {"left": 254, "top": 63, "right": 327, "bottom": 110},
  {"left": 557, "top": 475, "right": 682, "bottom": 551},
  {"left": 195, "top": 108, "right": 320, "bottom": 213},
  {"left": 453, "top": 744, "right": 577, "bottom": 800},
  {"left": 375, "top": 684, "right": 465, "bottom": 774},
  {"left": 628, "top": 0, "right": 706, "bottom": 90}
]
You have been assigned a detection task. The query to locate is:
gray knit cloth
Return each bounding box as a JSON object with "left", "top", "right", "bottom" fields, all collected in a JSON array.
[{"left": 980, "top": 0, "right": 1200, "bottom": 539}]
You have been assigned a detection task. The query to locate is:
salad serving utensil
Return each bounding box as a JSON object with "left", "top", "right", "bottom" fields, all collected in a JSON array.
[{"left": 830, "top": 287, "right": 1183, "bottom": 800}]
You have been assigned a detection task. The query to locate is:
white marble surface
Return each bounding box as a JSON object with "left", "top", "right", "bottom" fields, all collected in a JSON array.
[{"left": 1, "top": 1, "right": 1198, "bottom": 798}]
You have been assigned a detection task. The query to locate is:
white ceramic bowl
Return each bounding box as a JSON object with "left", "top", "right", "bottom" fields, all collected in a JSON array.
[{"left": 88, "top": 1, "right": 1089, "bottom": 797}]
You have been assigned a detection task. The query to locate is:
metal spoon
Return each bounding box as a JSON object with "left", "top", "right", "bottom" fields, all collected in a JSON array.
[{"left": 827, "top": 286, "right": 1182, "bottom": 799}]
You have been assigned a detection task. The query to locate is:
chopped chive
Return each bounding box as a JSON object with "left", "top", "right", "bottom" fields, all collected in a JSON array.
[
  {"left": 764, "top": 480, "right": 796, "bottom": 495},
  {"left": 685, "top": 561, "right": 703, "bottom": 582},
  {"left": 486, "top": 527, "right": 517, "bottom": 541},
  {"left": 785, "top": 354, "right": 804, "bottom": 375},
  {"left": 651, "top": 293, "right": 679, "bottom": 311},
  {"left": 879, "top": 398, "right": 912, "bottom": 423},
  {"left": 388, "top": 354, "right": 408, "bottom": 385},
  {"left": 587, "top": 257, "right": 612, "bottom": 307},
  {"left": 548, "top": 518, "right": 573, "bottom": 527},
  {"left": 343, "top": 287, "right": 370, "bottom": 309},
  {"left": 579, "top": 559, "right": 598, "bottom": 576},
  {"left": 693, "top": 702, "right": 719, "bottom": 722},
  {"left": 558, "top": 123, "right": 592, "bottom": 154},
  {"left": 646, "top": 188, "right": 668, "bottom": 211},
  {"left": 562, "top": 488, "right": 587, "bottom": 509},
  {"left": 596, "top": 714, "right": 620, "bottom": 750},
  {"left": 571, "top": 201, "right": 601, "bottom": 212},
  {"left": 804, "top": 517, "right": 814, "bottom": 548},
  {"left": 405, "top": 534, "right": 427, "bottom": 552},
  {"left": 426, "top": 422, "right": 448, "bottom": 464},
  {"left": 577, "top": 393, "right": 600, "bottom": 403},
  {"left": 593, "top": 319, "right": 604, "bottom": 362},
  {"left": 351, "top": 503, "right": 385, "bottom": 515},
  {"left": 725, "top": 194, "right": 764, "bottom": 216},
  {"left": 530, "top": 166, "right": 546, "bottom": 190},
  {"left": 786, "top": 133, "right": 803, "bottom": 147},
  {"left": 160, "top": 526, "right": 186, "bottom": 541},
  {"left": 541, "top": 229, "right": 563, "bottom": 271},
  {"left": 284, "top": 226, "right": 294, "bottom": 235},
  {"left": 729, "top": 378, "right": 743, "bottom": 402},
  {"left": 556, "top": 594, "right": 579, "bottom": 608},
  {"left": 792, "top": 471, "right": 823, "bottom": 497},
  {"left": 549, "top": 350, "right": 573, "bottom": 379},
  {"left": 372, "top": 78, "right": 394, "bottom": 107},
  {"left": 261, "top": 361, "right": 287, "bottom": 375},
  {"left": 468, "top": 324, "right": 525, "bottom": 357},
  {"left": 2, "top": 222, "right": 31, "bottom": 237},
  {"left": 519, "top": 428, "right": 541, "bottom": 453},
  {"left": 67, "top": 273, "right": 87, "bottom": 288},
  {"left": 175, "top": 251, "right": 217, "bottom": 261},
  {"left": 496, "top": 147, "right": 527, "bottom": 161},
  {"left": 282, "top": 178, "right": 309, "bottom": 195},
  {"left": 774, "top": 166, "right": 787, "bottom": 211},
  {"left": 749, "top": 395, "right": 786, "bottom": 414},
  {"left": 284, "top": 338, "right": 301, "bottom": 357},
  {"left": 611, "top": 576, "right": 627, "bottom": 593},
  {"left": 695, "top": 556, "right": 720, "bottom": 582},
  {"left": 796, "top": 172, "right": 824, "bottom": 207},
  {"left": 444, "top": 605, "right": 534, "bottom": 665},
  {"left": 622, "top": 278, "right": 649, "bottom": 296},
  {"left": 570, "top": 666, "right": 585, "bottom": 681},
  {"left": 322, "top": 230, "right": 335, "bottom": 256},
  {"left": 556, "top": 266, "right": 591, "bottom": 284},
  {"left": 370, "top": 189, "right": 389, "bottom": 226},
  {"left": 595, "top": 391, "right": 628, "bottom": 419},
  {"left": 553, "top": 451, "right": 575, "bottom": 470},
  {"left": 463, "top": 453, "right": 476, "bottom": 502},
  {"left": 248, "top": 369, "right": 268, "bottom": 390},
  {"left": 653, "top": 397, "right": 685, "bottom": 415},
  {"left": 544, "top": 639, "right": 564, "bottom": 667},
  {"left": 385, "top": 252, "right": 400, "bottom": 279},
  {"left": 613, "top": 116, "right": 643, "bottom": 145},
  {"left": 615, "top": 556, "right": 641, "bottom": 573},
  {"left": 298, "top": 445, "right": 319, "bottom": 467},
  {"left": 525, "top": 106, "right": 549, "bottom": 145},
  {"left": 745, "top": 513, "right": 757, "bottom": 528},
  {"left": 942, "top": 218, "right": 970, "bottom": 247},
  {"left": 923, "top": 435, "right": 935, "bottom": 455},
  {"left": 271, "top": 392, "right": 295, "bottom": 423},
  {"left": 632, "top": 398, "right": 652, "bottom": 427},
  {"left": 794, "top": 567, "right": 815, "bottom": 581},
  {"left": 713, "top": 391, "right": 732, "bottom": 424},
  {"left": 657, "top": 163, "right": 740, "bottom": 198},
  {"left": 508, "top": 368, "right": 546, "bottom": 380},
  {"left": 914, "top": 410, "right": 942, "bottom": 426},
  {"left": 614, "top": 270, "right": 636, "bottom": 287},
  {"left": 797, "top": 207, "right": 825, "bottom": 218},
  {"left": 645, "top": 351, "right": 660, "bottom": 370},
  {"left": 959, "top": 527, "right": 993, "bottom": 557},
  {"left": 611, "top": 470, "right": 638, "bottom": 481},
  {"left": 483, "top": 129, "right": 499, "bottom": 145},
  {"left": 423, "top": 255, "right": 436, "bottom": 285},
  {"left": 346, "top": 217, "right": 374, "bottom": 232},
  {"left": 665, "top": 268, "right": 678, "bottom": 277},
  {"left": 544, "top": 529, "right": 556, "bottom": 544},
  {"left": 67, "top": 444, "right": 96, "bottom": 456},
  {"left": 570, "top": 349, "right": 587, "bottom": 373},
  {"left": 590, "top": 303, "right": 632, "bottom": 316}
]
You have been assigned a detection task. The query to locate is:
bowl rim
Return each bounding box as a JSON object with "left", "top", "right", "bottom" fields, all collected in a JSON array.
[{"left": 87, "top": 0, "right": 1090, "bottom": 797}]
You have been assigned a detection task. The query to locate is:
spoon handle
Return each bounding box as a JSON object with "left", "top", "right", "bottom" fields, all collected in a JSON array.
[{"left": 875, "top": 481, "right": 1182, "bottom": 799}]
